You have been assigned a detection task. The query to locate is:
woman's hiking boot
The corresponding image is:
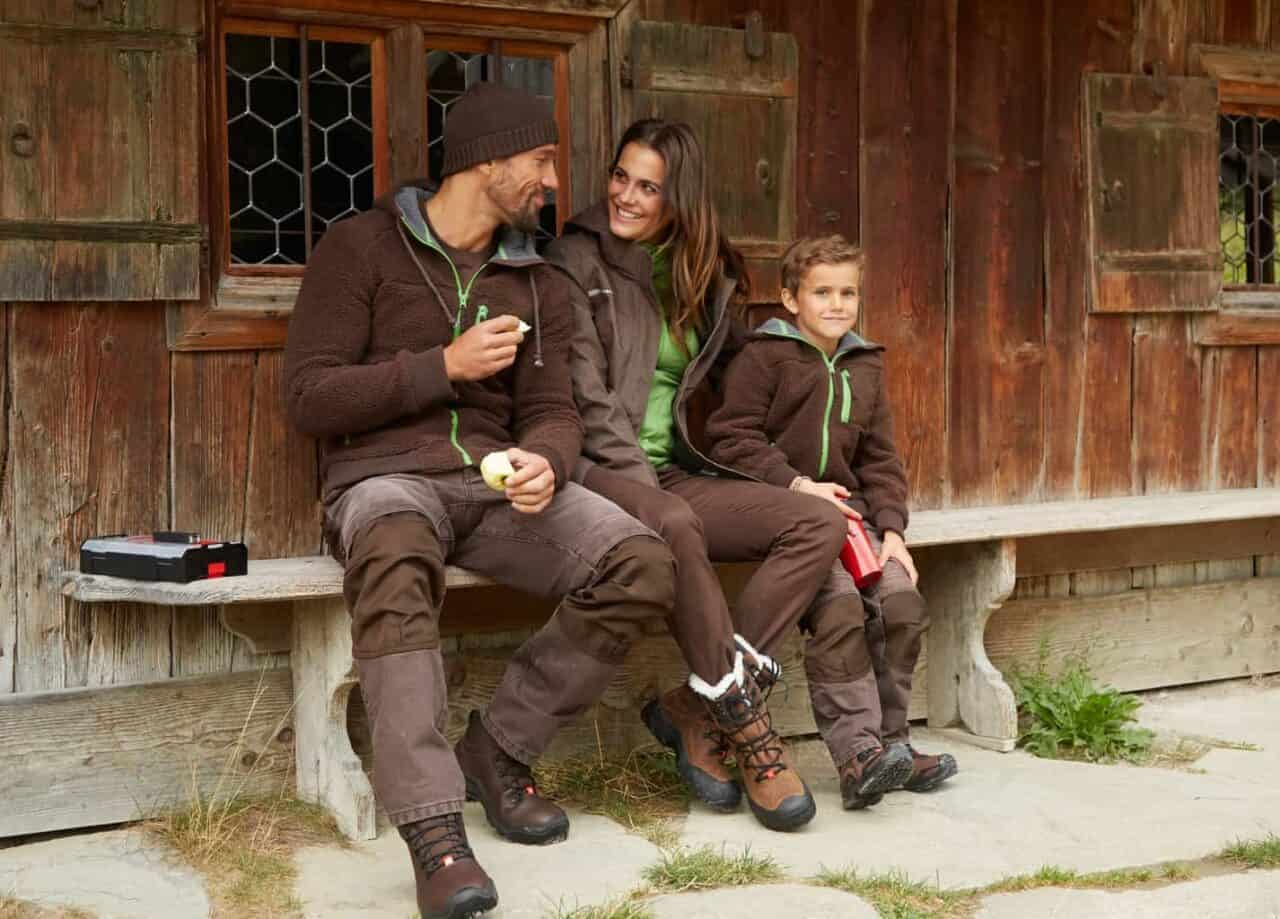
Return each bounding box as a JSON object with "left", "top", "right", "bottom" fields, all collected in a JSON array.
[
  {"left": 642, "top": 684, "right": 741, "bottom": 811},
  {"left": 704, "top": 669, "right": 815, "bottom": 832}
]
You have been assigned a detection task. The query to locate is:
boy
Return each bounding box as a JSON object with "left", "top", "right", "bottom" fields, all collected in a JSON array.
[{"left": 705, "top": 234, "right": 957, "bottom": 810}]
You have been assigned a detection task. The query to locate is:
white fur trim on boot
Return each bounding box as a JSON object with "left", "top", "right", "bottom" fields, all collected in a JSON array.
[
  {"left": 687, "top": 651, "right": 745, "bottom": 701},
  {"left": 733, "top": 634, "right": 781, "bottom": 684}
]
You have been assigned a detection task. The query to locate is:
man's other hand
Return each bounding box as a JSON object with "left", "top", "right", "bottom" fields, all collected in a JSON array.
[
  {"left": 443, "top": 315, "right": 525, "bottom": 382},
  {"left": 503, "top": 448, "right": 555, "bottom": 514}
]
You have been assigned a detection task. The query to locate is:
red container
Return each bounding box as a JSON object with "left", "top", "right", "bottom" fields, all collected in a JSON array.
[{"left": 839, "top": 518, "right": 883, "bottom": 589}]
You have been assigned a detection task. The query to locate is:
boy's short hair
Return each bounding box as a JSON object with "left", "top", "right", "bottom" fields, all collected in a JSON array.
[{"left": 781, "top": 234, "right": 865, "bottom": 295}]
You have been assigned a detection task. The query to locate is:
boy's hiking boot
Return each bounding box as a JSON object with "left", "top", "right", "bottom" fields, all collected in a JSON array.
[
  {"left": 839, "top": 743, "right": 914, "bottom": 810},
  {"left": 706, "top": 671, "right": 815, "bottom": 832},
  {"left": 454, "top": 710, "right": 570, "bottom": 845},
  {"left": 642, "top": 684, "right": 741, "bottom": 811},
  {"left": 899, "top": 745, "right": 958, "bottom": 792},
  {"left": 400, "top": 812, "right": 498, "bottom": 919}
]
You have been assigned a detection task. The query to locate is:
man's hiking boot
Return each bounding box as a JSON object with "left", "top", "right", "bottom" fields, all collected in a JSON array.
[
  {"left": 400, "top": 811, "right": 498, "bottom": 919},
  {"left": 454, "top": 710, "right": 570, "bottom": 845},
  {"left": 898, "top": 745, "right": 958, "bottom": 792},
  {"left": 705, "top": 671, "right": 815, "bottom": 832},
  {"left": 642, "top": 684, "right": 741, "bottom": 811},
  {"left": 838, "top": 743, "right": 914, "bottom": 810}
]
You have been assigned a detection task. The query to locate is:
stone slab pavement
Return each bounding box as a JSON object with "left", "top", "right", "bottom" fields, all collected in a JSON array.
[{"left": 1, "top": 678, "right": 1278, "bottom": 918}]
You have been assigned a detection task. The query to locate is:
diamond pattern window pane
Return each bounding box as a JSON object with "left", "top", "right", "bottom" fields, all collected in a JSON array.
[
  {"left": 226, "top": 33, "right": 375, "bottom": 266},
  {"left": 1219, "top": 113, "right": 1280, "bottom": 286},
  {"left": 426, "top": 49, "right": 558, "bottom": 247}
]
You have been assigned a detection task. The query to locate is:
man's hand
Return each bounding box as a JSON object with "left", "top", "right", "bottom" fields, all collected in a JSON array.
[
  {"left": 443, "top": 315, "right": 524, "bottom": 382},
  {"left": 503, "top": 448, "right": 555, "bottom": 514},
  {"left": 878, "top": 530, "right": 918, "bottom": 585},
  {"left": 793, "top": 478, "right": 862, "bottom": 521}
]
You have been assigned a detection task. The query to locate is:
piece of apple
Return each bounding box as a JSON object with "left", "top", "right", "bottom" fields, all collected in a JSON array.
[
  {"left": 480, "top": 451, "right": 516, "bottom": 491},
  {"left": 515, "top": 319, "right": 531, "bottom": 334}
]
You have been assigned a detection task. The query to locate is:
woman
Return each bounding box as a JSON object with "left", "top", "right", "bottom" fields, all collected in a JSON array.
[{"left": 547, "top": 120, "right": 849, "bottom": 832}]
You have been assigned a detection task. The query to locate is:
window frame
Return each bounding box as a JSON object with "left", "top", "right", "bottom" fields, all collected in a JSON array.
[
  {"left": 169, "top": 0, "right": 586, "bottom": 351},
  {"left": 1190, "top": 43, "right": 1280, "bottom": 345},
  {"left": 214, "top": 18, "right": 391, "bottom": 280}
]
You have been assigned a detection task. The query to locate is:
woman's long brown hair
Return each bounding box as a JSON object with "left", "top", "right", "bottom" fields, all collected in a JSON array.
[{"left": 611, "top": 119, "right": 749, "bottom": 349}]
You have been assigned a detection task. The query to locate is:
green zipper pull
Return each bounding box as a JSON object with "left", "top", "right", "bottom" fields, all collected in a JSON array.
[
  {"left": 840, "top": 369, "right": 852, "bottom": 423},
  {"left": 474, "top": 304, "right": 489, "bottom": 326},
  {"left": 452, "top": 311, "right": 464, "bottom": 341}
]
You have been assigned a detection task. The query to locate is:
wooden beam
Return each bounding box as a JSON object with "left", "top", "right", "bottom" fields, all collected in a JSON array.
[
  {"left": 1016, "top": 516, "right": 1280, "bottom": 576},
  {"left": 0, "top": 670, "right": 293, "bottom": 839},
  {"left": 987, "top": 576, "right": 1280, "bottom": 693},
  {"left": 1194, "top": 309, "right": 1280, "bottom": 345},
  {"left": 909, "top": 487, "right": 1280, "bottom": 546}
]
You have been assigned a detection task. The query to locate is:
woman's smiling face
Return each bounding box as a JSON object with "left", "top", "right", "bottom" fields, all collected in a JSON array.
[{"left": 608, "top": 142, "right": 670, "bottom": 242}]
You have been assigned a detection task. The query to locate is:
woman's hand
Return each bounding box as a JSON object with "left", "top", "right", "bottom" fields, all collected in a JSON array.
[
  {"left": 792, "top": 478, "right": 861, "bottom": 521},
  {"left": 878, "top": 530, "right": 918, "bottom": 585}
]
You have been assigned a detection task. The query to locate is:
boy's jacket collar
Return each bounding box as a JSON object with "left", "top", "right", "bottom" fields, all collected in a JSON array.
[{"left": 753, "top": 317, "right": 883, "bottom": 356}]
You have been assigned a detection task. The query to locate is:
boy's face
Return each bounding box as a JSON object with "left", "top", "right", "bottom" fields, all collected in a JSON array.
[{"left": 782, "top": 261, "right": 861, "bottom": 354}]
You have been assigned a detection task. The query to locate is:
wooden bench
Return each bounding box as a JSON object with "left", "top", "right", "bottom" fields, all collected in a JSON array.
[{"left": 62, "top": 487, "right": 1280, "bottom": 840}]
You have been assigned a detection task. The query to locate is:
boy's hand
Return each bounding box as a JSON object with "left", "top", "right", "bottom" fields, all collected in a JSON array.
[
  {"left": 503, "top": 448, "right": 555, "bottom": 514},
  {"left": 792, "top": 478, "right": 862, "bottom": 521},
  {"left": 878, "top": 530, "right": 918, "bottom": 585},
  {"left": 444, "top": 316, "right": 525, "bottom": 382}
]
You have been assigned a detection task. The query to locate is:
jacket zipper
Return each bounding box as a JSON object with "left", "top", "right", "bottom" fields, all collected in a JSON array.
[
  {"left": 840, "top": 369, "right": 852, "bottom": 424},
  {"left": 757, "top": 325, "right": 854, "bottom": 481},
  {"left": 431, "top": 243, "right": 490, "bottom": 468}
]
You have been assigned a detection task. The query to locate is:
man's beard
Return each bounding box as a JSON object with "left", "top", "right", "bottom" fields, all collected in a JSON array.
[{"left": 489, "top": 170, "right": 543, "bottom": 234}]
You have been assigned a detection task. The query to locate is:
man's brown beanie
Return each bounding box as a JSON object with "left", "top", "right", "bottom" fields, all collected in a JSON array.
[{"left": 441, "top": 82, "right": 558, "bottom": 177}]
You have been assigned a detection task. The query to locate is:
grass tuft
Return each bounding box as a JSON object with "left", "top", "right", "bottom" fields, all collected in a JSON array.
[
  {"left": 534, "top": 748, "right": 689, "bottom": 843},
  {"left": 1220, "top": 835, "right": 1280, "bottom": 869},
  {"left": 150, "top": 792, "right": 346, "bottom": 919},
  {"left": 0, "top": 897, "right": 95, "bottom": 919},
  {"left": 814, "top": 867, "right": 975, "bottom": 918},
  {"left": 543, "top": 896, "right": 654, "bottom": 919},
  {"left": 642, "top": 845, "right": 782, "bottom": 893},
  {"left": 1161, "top": 863, "right": 1194, "bottom": 882},
  {"left": 1009, "top": 646, "right": 1153, "bottom": 763}
]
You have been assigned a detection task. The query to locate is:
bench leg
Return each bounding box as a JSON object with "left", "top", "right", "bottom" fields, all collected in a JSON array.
[
  {"left": 291, "top": 597, "right": 377, "bottom": 840},
  {"left": 923, "top": 538, "right": 1019, "bottom": 752}
]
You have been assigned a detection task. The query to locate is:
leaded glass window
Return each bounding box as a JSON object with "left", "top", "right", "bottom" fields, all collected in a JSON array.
[
  {"left": 224, "top": 28, "right": 381, "bottom": 267},
  {"left": 1220, "top": 112, "right": 1280, "bottom": 286}
]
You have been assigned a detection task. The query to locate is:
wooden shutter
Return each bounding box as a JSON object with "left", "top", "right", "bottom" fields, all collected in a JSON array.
[
  {"left": 625, "top": 19, "right": 797, "bottom": 302},
  {"left": 1084, "top": 73, "right": 1222, "bottom": 313},
  {"left": 0, "top": 4, "right": 202, "bottom": 301}
]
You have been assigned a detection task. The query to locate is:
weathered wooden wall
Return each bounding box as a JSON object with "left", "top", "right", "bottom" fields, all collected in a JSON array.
[{"left": 0, "top": 0, "right": 1276, "bottom": 701}]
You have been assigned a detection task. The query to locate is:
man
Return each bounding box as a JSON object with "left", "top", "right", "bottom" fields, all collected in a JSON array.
[{"left": 284, "top": 83, "right": 676, "bottom": 919}]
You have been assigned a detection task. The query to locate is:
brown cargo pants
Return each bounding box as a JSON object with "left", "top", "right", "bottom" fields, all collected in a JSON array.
[
  {"left": 324, "top": 470, "right": 675, "bottom": 826},
  {"left": 806, "top": 528, "right": 927, "bottom": 764},
  {"left": 580, "top": 464, "right": 849, "bottom": 687}
]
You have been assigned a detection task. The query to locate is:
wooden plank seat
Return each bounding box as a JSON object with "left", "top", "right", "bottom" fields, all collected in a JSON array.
[{"left": 62, "top": 486, "right": 1280, "bottom": 840}]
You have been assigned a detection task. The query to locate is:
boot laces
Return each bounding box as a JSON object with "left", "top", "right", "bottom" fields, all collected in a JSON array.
[
  {"left": 495, "top": 751, "right": 539, "bottom": 807},
  {"left": 714, "top": 691, "right": 788, "bottom": 783},
  {"left": 401, "top": 812, "right": 472, "bottom": 876}
]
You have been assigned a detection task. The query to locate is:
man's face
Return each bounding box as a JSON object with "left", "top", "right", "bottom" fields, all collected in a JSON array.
[{"left": 487, "top": 144, "right": 559, "bottom": 233}]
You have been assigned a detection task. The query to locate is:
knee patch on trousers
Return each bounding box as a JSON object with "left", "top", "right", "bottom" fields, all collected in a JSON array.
[
  {"left": 802, "top": 594, "right": 874, "bottom": 684},
  {"left": 879, "top": 588, "right": 928, "bottom": 631},
  {"left": 557, "top": 535, "right": 676, "bottom": 664},
  {"left": 343, "top": 512, "right": 447, "bottom": 659}
]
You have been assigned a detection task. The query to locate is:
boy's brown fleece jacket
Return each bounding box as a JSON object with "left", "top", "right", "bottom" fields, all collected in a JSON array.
[
  {"left": 704, "top": 318, "right": 910, "bottom": 536},
  {"left": 284, "top": 182, "right": 582, "bottom": 497}
]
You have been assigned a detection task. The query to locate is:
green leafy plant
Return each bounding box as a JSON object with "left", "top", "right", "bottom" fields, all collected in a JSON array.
[{"left": 1009, "top": 647, "right": 1153, "bottom": 763}]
